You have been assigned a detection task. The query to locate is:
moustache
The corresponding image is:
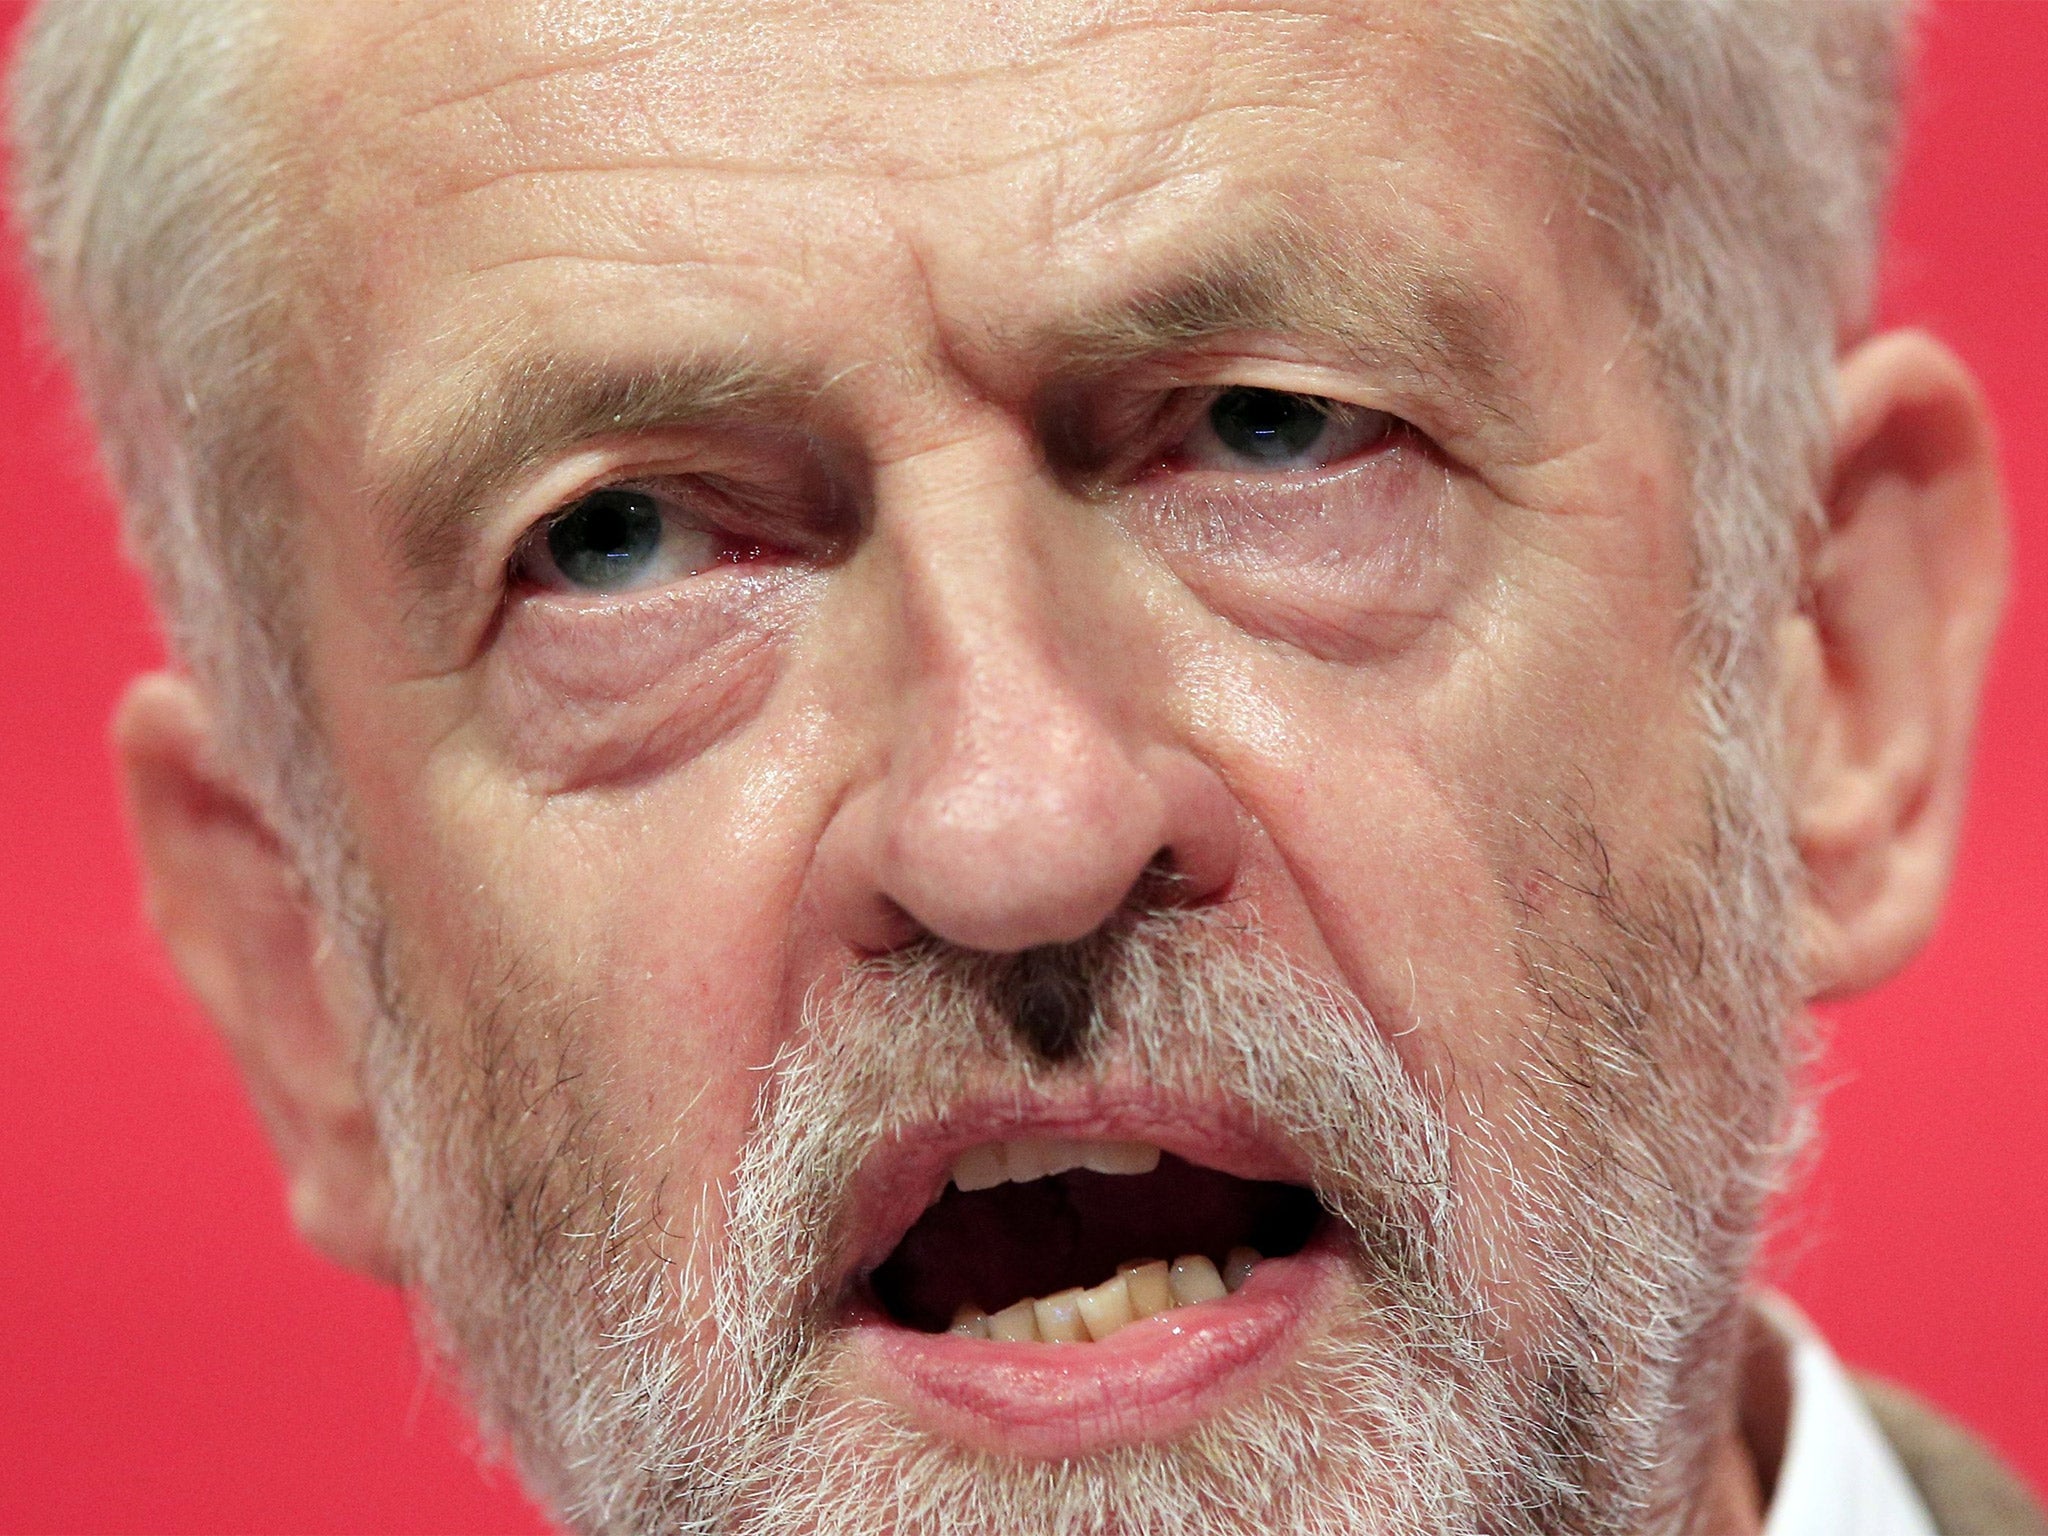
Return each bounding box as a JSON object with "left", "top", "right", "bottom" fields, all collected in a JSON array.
[{"left": 717, "top": 904, "right": 1460, "bottom": 1356}]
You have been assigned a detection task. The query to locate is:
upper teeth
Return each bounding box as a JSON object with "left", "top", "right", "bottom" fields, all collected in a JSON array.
[{"left": 949, "top": 1138, "right": 1163, "bottom": 1192}]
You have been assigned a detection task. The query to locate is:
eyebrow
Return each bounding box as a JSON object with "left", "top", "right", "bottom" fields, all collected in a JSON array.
[
  {"left": 373, "top": 212, "right": 1531, "bottom": 596},
  {"left": 1032, "top": 210, "right": 1529, "bottom": 421},
  {"left": 375, "top": 352, "right": 799, "bottom": 591}
]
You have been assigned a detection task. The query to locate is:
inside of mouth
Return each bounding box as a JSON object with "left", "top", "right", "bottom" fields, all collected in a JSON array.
[{"left": 871, "top": 1153, "right": 1324, "bottom": 1335}]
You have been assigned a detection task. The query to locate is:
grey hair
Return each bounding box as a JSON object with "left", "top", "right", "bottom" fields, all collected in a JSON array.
[
  {"left": 8, "top": 0, "right": 1911, "bottom": 860},
  {"left": 1501, "top": 0, "right": 1912, "bottom": 953},
  {"left": 6, "top": 1, "right": 323, "bottom": 847}
]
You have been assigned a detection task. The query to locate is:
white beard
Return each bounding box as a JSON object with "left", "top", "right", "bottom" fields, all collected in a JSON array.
[{"left": 358, "top": 796, "right": 1800, "bottom": 1536}]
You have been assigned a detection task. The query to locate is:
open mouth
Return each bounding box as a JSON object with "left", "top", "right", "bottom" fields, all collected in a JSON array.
[{"left": 870, "top": 1140, "right": 1326, "bottom": 1343}]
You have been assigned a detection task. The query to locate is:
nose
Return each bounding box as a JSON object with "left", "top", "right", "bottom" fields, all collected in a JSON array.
[{"left": 806, "top": 438, "right": 1240, "bottom": 956}]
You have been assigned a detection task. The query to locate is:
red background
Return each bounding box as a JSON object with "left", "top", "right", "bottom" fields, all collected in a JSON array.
[{"left": 0, "top": 3, "right": 2039, "bottom": 1530}]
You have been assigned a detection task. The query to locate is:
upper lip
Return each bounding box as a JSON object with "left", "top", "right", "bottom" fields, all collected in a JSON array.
[{"left": 840, "top": 1081, "right": 1322, "bottom": 1283}]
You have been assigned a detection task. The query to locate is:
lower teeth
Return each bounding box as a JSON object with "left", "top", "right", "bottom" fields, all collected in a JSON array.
[{"left": 946, "top": 1247, "right": 1261, "bottom": 1343}]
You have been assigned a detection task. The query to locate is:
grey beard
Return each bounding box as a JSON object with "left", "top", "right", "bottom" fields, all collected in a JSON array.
[{"left": 362, "top": 800, "right": 1799, "bottom": 1536}]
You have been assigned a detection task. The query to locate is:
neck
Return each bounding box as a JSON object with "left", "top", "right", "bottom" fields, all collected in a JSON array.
[
  {"left": 1689, "top": 1417, "right": 1768, "bottom": 1535},
  {"left": 1680, "top": 1298, "right": 1794, "bottom": 1535}
]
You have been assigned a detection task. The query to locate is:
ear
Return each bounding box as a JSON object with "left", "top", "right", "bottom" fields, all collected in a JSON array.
[
  {"left": 115, "top": 673, "right": 400, "bottom": 1282},
  {"left": 1783, "top": 330, "right": 2007, "bottom": 1002}
]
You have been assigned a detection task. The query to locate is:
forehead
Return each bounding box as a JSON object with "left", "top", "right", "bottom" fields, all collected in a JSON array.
[
  {"left": 279, "top": 0, "right": 1592, "bottom": 456},
  {"left": 296, "top": 0, "right": 1511, "bottom": 180}
]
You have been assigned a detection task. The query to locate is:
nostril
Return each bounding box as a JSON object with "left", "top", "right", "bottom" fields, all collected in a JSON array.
[
  {"left": 810, "top": 712, "right": 1241, "bottom": 958},
  {"left": 806, "top": 792, "right": 934, "bottom": 954},
  {"left": 1135, "top": 749, "right": 1242, "bottom": 912},
  {"left": 1138, "top": 847, "right": 1187, "bottom": 901},
  {"left": 860, "top": 895, "right": 924, "bottom": 955}
]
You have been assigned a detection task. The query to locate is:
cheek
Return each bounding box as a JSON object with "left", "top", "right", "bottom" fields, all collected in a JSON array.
[
  {"left": 316, "top": 551, "right": 851, "bottom": 1204},
  {"left": 1194, "top": 561, "right": 1714, "bottom": 1291},
  {"left": 1130, "top": 448, "right": 1465, "bottom": 663},
  {"left": 343, "top": 695, "right": 845, "bottom": 1203},
  {"left": 480, "top": 570, "right": 823, "bottom": 791},
  {"left": 357, "top": 762, "right": 831, "bottom": 1269}
]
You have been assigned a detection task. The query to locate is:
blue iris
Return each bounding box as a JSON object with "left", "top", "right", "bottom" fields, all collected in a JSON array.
[
  {"left": 546, "top": 489, "right": 664, "bottom": 590},
  {"left": 1208, "top": 388, "right": 1328, "bottom": 464}
]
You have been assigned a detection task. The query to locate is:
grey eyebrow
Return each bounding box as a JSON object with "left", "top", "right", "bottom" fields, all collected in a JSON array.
[
  {"left": 1033, "top": 213, "right": 1529, "bottom": 424},
  {"left": 372, "top": 219, "right": 1529, "bottom": 597},
  {"left": 374, "top": 353, "right": 800, "bottom": 591}
]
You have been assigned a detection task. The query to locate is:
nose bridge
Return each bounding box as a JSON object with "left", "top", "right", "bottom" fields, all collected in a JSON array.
[
  {"left": 806, "top": 426, "right": 1240, "bottom": 955},
  {"left": 887, "top": 433, "right": 1160, "bottom": 937},
  {"left": 887, "top": 438, "right": 1114, "bottom": 791}
]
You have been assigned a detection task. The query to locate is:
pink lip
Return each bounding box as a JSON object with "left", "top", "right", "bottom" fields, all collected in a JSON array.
[
  {"left": 841, "top": 1085, "right": 1320, "bottom": 1275},
  {"left": 847, "top": 1245, "right": 1343, "bottom": 1458},
  {"left": 847, "top": 1238, "right": 1345, "bottom": 1458},
  {"left": 832, "top": 1085, "right": 1341, "bottom": 1455}
]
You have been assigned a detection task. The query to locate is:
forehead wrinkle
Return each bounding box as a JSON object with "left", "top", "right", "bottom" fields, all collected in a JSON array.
[
  {"left": 424, "top": 91, "right": 1283, "bottom": 209},
  {"left": 312, "top": 0, "right": 696, "bottom": 129},
  {"left": 374, "top": 0, "right": 1189, "bottom": 129},
  {"left": 386, "top": 31, "right": 698, "bottom": 132},
  {"left": 350, "top": 0, "right": 1372, "bottom": 206},
  {"left": 374, "top": 352, "right": 804, "bottom": 594}
]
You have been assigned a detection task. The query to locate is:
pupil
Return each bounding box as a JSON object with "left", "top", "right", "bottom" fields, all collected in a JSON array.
[
  {"left": 1208, "top": 388, "right": 1328, "bottom": 463},
  {"left": 547, "top": 489, "right": 663, "bottom": 589}
]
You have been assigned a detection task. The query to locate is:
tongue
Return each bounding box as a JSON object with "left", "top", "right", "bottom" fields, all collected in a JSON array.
[{"left": 871, "top": 1154, "right": 1322, "bottom": 1332}]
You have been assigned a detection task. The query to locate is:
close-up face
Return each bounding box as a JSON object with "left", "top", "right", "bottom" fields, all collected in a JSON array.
[
  {"left": 259, "top": 0, "right": 1792, "bottom": 1530},
  {"left": 37, "top": 0, "right": 2009, "bottom": 1530}
]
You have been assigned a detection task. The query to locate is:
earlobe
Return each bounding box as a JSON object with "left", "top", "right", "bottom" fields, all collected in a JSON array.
[
  {"left": 1785, "top": 331, "right": 2007, "bottom": 1001},
  {"left": 115, "top": 675, "right": 400, "bottom": 1282}
]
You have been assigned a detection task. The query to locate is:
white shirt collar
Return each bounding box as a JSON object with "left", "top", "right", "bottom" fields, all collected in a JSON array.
[{"left": 1760, "top": 1295, "right": 1939, "bottom": 1536}]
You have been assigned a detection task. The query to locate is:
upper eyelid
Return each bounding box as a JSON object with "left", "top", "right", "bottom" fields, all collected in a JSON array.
[
  {"left": 512, "top": 480, "right": 677, "bottom": 567},
  {"left": 1081, "top": 384, "right": 1400, "bottom": 479},
  {"left": 1127, "top": 379, "right": 1399, "bottom": 430},
  {"left": 498, "top": 427, "right": 832, "bottom": 540},
  {"left": 518, "top": 470, "right": 779, "bottom": 551},
  {"left": 492, "top": 463, "right": 710, "bottom": 578},
  {"left": 1095, "top": 347, "right": 1399, "bottom": 400},
  {"left": 545, "top": 473, "right": 715, "bottom": 517},
  {"left": 510, "top": 466, "right": 853, "bottom": 593}
]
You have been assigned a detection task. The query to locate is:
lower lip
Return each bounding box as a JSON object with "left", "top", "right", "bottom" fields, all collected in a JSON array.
[{"left": 846, "top": 1237, "right": 1345, "bottom": 1458}]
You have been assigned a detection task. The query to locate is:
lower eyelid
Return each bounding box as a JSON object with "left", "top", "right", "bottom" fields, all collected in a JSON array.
[{"left": 1126, "top": 437, "right": 1424, "bottom": 530}]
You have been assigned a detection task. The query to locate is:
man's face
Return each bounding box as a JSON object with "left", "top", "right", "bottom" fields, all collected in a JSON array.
[{"left": 272, "top": 0, "right": 1796, "bottom": 1529}]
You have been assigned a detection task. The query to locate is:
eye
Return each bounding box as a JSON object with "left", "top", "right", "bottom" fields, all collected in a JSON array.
[
  {"left": 1173, "top": 387, "right": 1394, "bottom": 473},
  {"left": 512, "top": 486, "right": 741, "bottom": 594}
]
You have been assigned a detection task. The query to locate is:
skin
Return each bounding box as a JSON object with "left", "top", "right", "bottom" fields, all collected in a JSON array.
[{"left": 113, "top": 0, "right": 2007, "bottom": 1529}]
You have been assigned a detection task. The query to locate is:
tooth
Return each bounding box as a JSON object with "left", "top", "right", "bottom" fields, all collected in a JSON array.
[
  {"left": 1169, "top": 1254, "right": 1228, "bottom": 1307},
  {"left": 951, "top": 1144, "right": 1007, "bottom": 1193},
  {"left": 1033, "top": 1288, "right": 1089, "bottom": 1344},
  {"left": 1121, "top": 1259, "right": 1175, "bottom": 1319},
  {"left": 987, "top": 1299, "right": 1039, "bottom": 1342},
  {"left": 949, "top": 1305, "right": 991, "bottom": 1338},
  {"left": 1004, "top": 1139, "right": 1052, "bottom": 1183},
  {"left": 1076, "top": 1273, "right": 1136, "bottom": 1340},
  {"left": 1040, "top": 1138, "right": 1089, "bottom": 1178},
  {"left": 1223, "top": 1246, "right": 1261, "bottom": 1293},
  {"left": 1081, "top": 1141, "right": 1162, "bottom": 1177}
]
